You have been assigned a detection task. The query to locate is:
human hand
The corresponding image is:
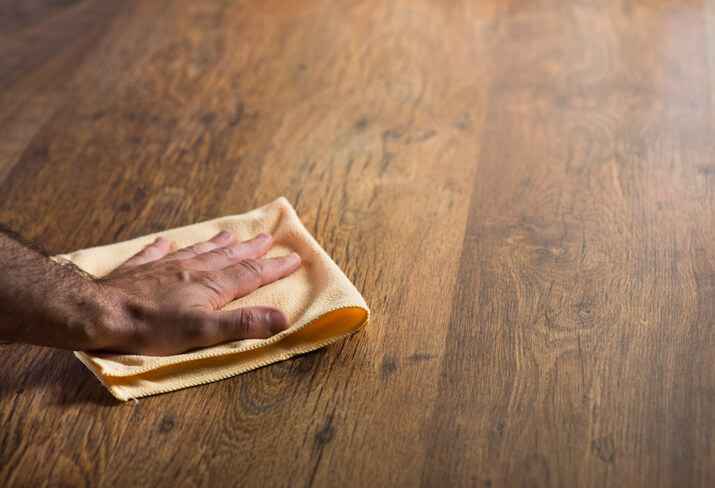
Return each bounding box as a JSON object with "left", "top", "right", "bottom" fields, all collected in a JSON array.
[{"left": 95, "top": 231, "right": 301, "bottom": 355}]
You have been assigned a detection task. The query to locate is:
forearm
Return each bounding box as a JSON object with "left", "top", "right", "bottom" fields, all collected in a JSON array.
[{"left": 0, "top": 228, "right": 115, "bottom": 350}]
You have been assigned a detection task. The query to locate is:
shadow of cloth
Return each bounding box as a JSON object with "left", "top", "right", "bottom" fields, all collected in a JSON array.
[{"left": 0, "top": 343, "right": 117, "bottom": 406}]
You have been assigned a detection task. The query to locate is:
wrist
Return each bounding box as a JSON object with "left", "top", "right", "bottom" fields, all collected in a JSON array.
[
  {"left": 47, "top": 259, "right": 125, "bottom": 351},
  {"left": 87, "top": 280, "right": 136, "bottom": 352},
  {"left": 49, "top": 260, "right": 132, "bottom": 351}
]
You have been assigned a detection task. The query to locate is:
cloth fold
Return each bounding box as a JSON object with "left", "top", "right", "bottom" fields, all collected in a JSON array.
[{"left": 57, "top": 197, "right": 369, "bottom": 401}]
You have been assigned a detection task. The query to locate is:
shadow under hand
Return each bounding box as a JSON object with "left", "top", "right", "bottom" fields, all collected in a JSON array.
[{"left": 0, "top": 343, "right": 117, "bottom": 407}]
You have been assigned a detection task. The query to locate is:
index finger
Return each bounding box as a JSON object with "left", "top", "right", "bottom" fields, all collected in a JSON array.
[{"left": 217, "top": 253, "right": 302, "bottom": 300}]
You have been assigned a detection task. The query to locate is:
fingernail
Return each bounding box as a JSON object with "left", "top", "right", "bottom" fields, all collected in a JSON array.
[
  {"left": 255, "top": 232, "right": 271, "bottom": 241},
  {"left": 268, "top": 309, "right": 289, "bottom": 334},
  {"left": 215, "top": 230, "right": 232, "bottom": 241},
  {"left": 289, "top": 252, "right": 301, "bottom": 264}
]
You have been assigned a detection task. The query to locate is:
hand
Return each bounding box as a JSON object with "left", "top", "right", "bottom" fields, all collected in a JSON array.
[{"left": 96, "top": 231, "right": 301, "bottom": 355}]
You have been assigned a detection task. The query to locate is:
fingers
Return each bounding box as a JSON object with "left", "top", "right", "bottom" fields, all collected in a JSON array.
[
  {"left": 118, "top": 229, "right": 238, "bottom": 269},
  {"left": 168, "top": 230, "right": 235, "bottom": 260},
  {"left": 188, "top": 233, "right": 273, "bottom": 270},
  {"left": 120, "top": 236, "right": 173, "bottom": 268},
  {"left": 218, "top": 253, "right": 302, "bottom": 299}
]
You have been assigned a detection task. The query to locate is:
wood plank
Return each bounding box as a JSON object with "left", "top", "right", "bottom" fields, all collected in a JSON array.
[
  {"left": 423, "top": 2, "right": 715, "bottom": 486},
  {"left": 0, "top": 0, "right": 127, "bottom": 183}
]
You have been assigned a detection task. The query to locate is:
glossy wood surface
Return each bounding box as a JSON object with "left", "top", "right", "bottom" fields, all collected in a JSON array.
[{"left": 2, "top": 1, "right": 715, "bottom": 486}]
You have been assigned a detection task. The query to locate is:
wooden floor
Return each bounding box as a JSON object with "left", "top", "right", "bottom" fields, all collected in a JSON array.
[{"left": 1, "top": 0, "right": 715, "bottom": 486}]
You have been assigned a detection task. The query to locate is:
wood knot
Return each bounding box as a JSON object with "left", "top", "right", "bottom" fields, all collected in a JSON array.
[
  {"left": 158, "top": 415, "right": 176, "bottom": 433},
  {"left": 591, "top": 435, "right": 615, "bottom": 463},
  {"left": 314, "top": 418, "right": 335, "bottom": 447}
]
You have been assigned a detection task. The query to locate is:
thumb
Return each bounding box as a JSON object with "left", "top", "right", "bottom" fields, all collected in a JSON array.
[{"left": 211, "top": 306, "right": 290, "bottom": 341}]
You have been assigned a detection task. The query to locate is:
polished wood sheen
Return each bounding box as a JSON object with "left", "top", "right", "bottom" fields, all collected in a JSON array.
[{"left": 1, "top": 1, "right": 715, "bottom": 486}]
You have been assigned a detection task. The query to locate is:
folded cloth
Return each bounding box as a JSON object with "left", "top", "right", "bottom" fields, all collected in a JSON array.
[{"left": 55, "top": 197, "right": 370, "bottom": 401}]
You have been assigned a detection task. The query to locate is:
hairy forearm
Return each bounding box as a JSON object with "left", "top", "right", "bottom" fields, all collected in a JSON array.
[{"left": 0, "top": 227, "right": 115, "bottom": 350}]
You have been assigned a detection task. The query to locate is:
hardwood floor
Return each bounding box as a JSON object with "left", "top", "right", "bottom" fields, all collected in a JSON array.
[{"left": 1, "top": 1, "right": 715, "bottom": 486}]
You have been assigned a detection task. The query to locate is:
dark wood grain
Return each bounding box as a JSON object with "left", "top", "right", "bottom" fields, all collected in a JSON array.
[{"left": 1, "top": 0, "right": 714, "bottom": 486}]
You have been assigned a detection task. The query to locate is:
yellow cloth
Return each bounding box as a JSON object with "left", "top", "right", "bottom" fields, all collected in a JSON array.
[{"left": 56, "top": 197, "right": 369, "bottom": 401}]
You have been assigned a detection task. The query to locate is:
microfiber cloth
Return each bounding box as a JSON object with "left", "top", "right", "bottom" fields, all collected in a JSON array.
[{"left": 54, "top": 197, "right": 370, "bottom": 401}]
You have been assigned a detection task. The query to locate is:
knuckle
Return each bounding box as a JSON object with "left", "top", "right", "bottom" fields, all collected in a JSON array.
[
  {"left": 216, "top": 246, "right": 239, "bottom": 259},
  {"left": 236, "top": 309, "right": 257, "bottom": 335},
  {"left": 199, "top": 270, "right": 218, "bottom": 285},
  {"left": 237, "top": 259, "right": 263, "bottom": 281},
  {"left": 174, "top": 267, "right": 193, "bottom": 282},
  {"left": 199, "top": 271, "right": 225, "bottom": 296}
]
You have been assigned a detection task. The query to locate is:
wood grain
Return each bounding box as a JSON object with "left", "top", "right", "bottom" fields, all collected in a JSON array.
[{"left": 1, "top": 0, "right": 715, "bottom": 486}]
